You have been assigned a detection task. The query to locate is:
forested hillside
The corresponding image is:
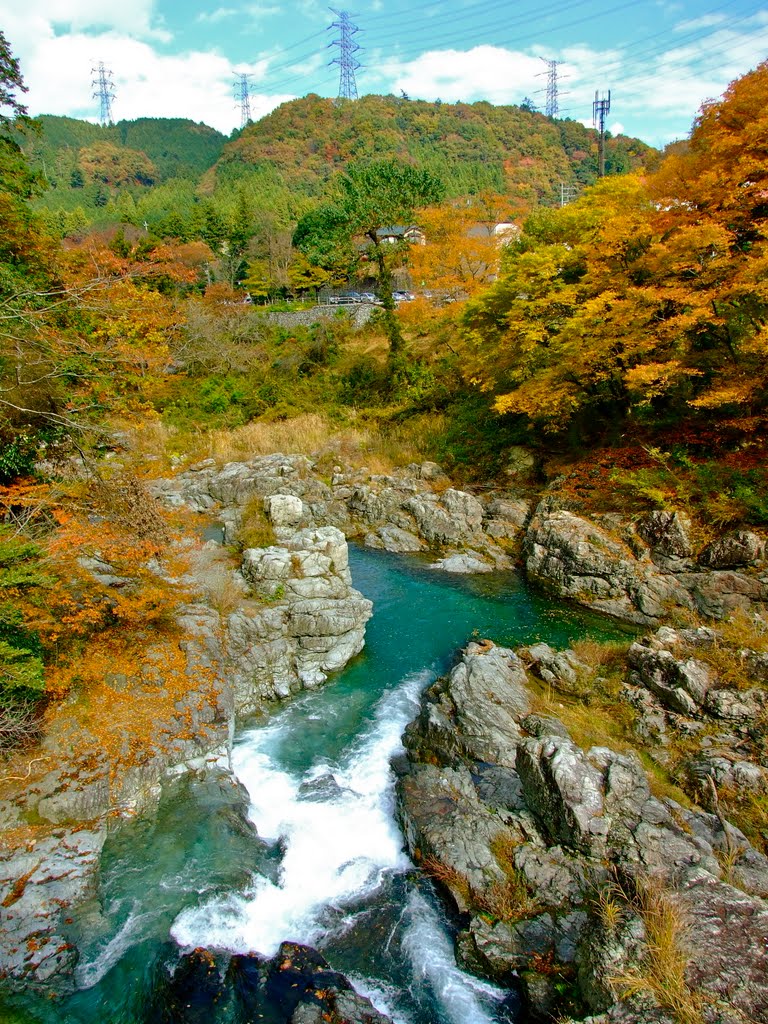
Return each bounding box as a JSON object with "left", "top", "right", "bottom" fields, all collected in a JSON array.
[
  {"left": 22, "top": 95, "right": 653, "bottom": 242},
  {"left": 219, "top": 92, "right": 653, "bottom": 201},
  {"left": 21, "top": 115, "right": 227, "bottom": 235}
]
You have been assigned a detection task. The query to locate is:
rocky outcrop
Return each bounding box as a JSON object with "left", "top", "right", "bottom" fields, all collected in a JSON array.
[
  {"left": 397, "top": 640, "right": 768, "bottom": 1023},
  {"left": 148, "top": 942, "right": 393, "bottom": 1024},
  {"left": 0, "top": 826, "right": 105, "bottom": 987},
  {"left": 524, "top": 502, "right": 768, "bottom": 624},
  {"left": 152, "top": 454, "right": 528, "bottom": 569},
  {"left": 624, "top": 625, "right": 768, "bottom": 802},
  {"left": 232, "top": 523, "right": 372, "bottom": 707}
]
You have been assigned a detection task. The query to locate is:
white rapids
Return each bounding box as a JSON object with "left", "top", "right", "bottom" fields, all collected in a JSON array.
[{"left": 171, "top": 669, "right": 506, "bottom": 1024}]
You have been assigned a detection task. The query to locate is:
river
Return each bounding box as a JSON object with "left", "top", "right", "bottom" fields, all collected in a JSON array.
[{"left": 3, "top": 546, "right": 622, "bottom": 1024}]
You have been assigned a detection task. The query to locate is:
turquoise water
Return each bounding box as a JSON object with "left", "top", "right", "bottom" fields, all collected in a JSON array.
[{"left": 1, "top": 547, "right": 624, "bottom": 1024}]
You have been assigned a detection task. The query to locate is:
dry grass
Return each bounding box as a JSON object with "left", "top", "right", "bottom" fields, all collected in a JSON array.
[
  {"left": 115, "top": 410, "right": 446, "bottom": 478},
  {"left": 669, "top": 606, "right": 768, "bottom": 691},
  {"left": 475, "top": 873, "right": 538, "bottom": 923},
  {"left": 422, "top": 835, "right": 538, "bottom": 924},
  {"left": 422, "top": 855, "right": 472, "bottom": 905},
  {"left": 237, "top": 496, "right": 277, "bottom": 551},
  {"left": 610, "top": 876, "right": 703, "bottom": 1024},
  {"left": 570, "top": 638, "right": 631, "bottom": 674},
  {"left": 185, "top": 544, "right": 247, "bottom": 616}
]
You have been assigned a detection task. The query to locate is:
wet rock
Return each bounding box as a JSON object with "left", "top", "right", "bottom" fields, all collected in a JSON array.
[
  {"left": 154, "top": 948, "right": 229, "bottom": 1024},
  {"left": 150, "top": 943, "right": 393, "bottom": 1024},
  {"left": 429, "top": 552, "right": 494, "bottom": 573},
  {"left": 262, "top": 942, "right": 393, "bottom": 1024}
]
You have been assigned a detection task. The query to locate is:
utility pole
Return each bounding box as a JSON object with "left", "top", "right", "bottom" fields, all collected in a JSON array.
[
  {"left": 328, "top": 9, "right": 361, "bottom": 101},
  {"left": 235, "top": 73, "right": 252, "bottom": 128},
  {"left": 592, "top": 89, "right": 611, "bottom": 177},
  {"left": 539, "top": 58, "right": 563, "bottom": 118},
  {"left": 91, "top": 62, "right": 115, "bottom": 126},
  {"left": 560, "top": 182, "right": 578, "bottom": 207}
]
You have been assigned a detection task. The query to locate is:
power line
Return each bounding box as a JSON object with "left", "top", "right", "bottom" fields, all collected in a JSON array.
[
  {"left": 91, "top": 62, "right": 115, "bottom": 127},
  {"left": 329, "top": 9, "right": 362, "bottom": 101}
]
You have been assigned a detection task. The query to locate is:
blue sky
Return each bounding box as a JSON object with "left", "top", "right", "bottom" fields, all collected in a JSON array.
[{"left": 2, "top": 0, "right": 767, "bottom": 147}]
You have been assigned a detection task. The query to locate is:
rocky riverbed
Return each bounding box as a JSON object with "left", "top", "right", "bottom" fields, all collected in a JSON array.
[{"left": 155, "top": 452, "right": 768, "bottom": 622}]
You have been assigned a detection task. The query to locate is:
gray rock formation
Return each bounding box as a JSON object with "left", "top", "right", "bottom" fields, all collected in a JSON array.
[
  {"left": 235, "top": 523, "right": 372, "bottom": 701},
  {"left": 397, "top": 640, "right": 768, "bottom": 1023},
  {"left": 152, "top": 455, "right": 524, "bottom": 572},
  {"left": 524, "top": 501, "right": 768, "bottom": 624}
]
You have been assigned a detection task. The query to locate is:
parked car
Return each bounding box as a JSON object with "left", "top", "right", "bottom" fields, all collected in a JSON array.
[
  {"left": 359, "top": 292, "right": 377, "bottom": 302},
  {"left": 328, "top": 293, "right": 361, "bottom": 304},
  {"left": 392, "top": 290, "right": 415, "bottom": 302}
]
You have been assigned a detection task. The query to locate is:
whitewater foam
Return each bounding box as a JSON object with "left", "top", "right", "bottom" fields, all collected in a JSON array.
[{"left": 171, "top": 670, "right": 427, "bottom": 956}]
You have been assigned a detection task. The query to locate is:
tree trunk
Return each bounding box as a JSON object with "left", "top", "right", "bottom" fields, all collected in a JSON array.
[{"left": 369, "top": 235, "right": 404, "bottom": 359}]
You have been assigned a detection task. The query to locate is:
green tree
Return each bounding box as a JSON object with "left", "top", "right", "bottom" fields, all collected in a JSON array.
[
  {"left": 296, "top": 159, "right": 444, "bottom": 356},
  {"left": 0, "top": 31, "right": 28, "bottom": 131}
]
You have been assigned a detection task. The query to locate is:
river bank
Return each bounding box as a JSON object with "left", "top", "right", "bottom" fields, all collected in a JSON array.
[{"left": 1, "top": 450, "right": 767, "bottom": 1021}]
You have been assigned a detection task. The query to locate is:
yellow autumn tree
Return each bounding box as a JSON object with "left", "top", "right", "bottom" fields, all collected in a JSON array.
[
  {"left": 409, "top": 195, "right": 515, "bottom": 301},
  {"left": 465, "top": 62, "right": 768, "bottom": 437}
]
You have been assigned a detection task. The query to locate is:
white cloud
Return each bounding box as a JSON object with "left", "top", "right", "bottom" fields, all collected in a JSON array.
[
  {"left": 19, "top": 30, "right": 292, "bottom": 134},
  {"left": 674, "top": 13, "right": 726, "bottom": 31},
  {"left": 6, "top": 0, "right": 168, "bottom": 45},
  {"left": 380, "top": 45, "right": 545, "bottom": 105},
  {"left": 245, "top": 3, "right": 282, "bottom": 17},
  {"left": 196, "top": 8, "right": 239, "bottom": 25}
]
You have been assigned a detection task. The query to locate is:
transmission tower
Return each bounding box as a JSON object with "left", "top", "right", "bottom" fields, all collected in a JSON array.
[
  {"left": 593, "top": 89, "right": 611, "bottom": 177},
  {"left": 540, "top": 58, "right": 563, "bottom": 118},
  {"left": 328, "top": 9, "right": 361, "bottom": 101},
  {"left": 91, "top": 62, "right": 115, "bottom": 126},
  {"left": 235, "top": 73, "right": 252, "bottom": 128}
]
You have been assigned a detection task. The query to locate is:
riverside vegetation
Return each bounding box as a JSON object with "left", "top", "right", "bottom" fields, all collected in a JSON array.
[{"left": 1, "top": 26, "right": 768, "bottom": 1023}]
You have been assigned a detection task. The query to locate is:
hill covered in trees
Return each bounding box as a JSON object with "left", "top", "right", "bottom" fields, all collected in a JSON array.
[
  {"left": 22, "top": 95, "right": 654, "bottom": 241},
  {"left": 220, "top": 92, "right": 653, "bottom": 203}
]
